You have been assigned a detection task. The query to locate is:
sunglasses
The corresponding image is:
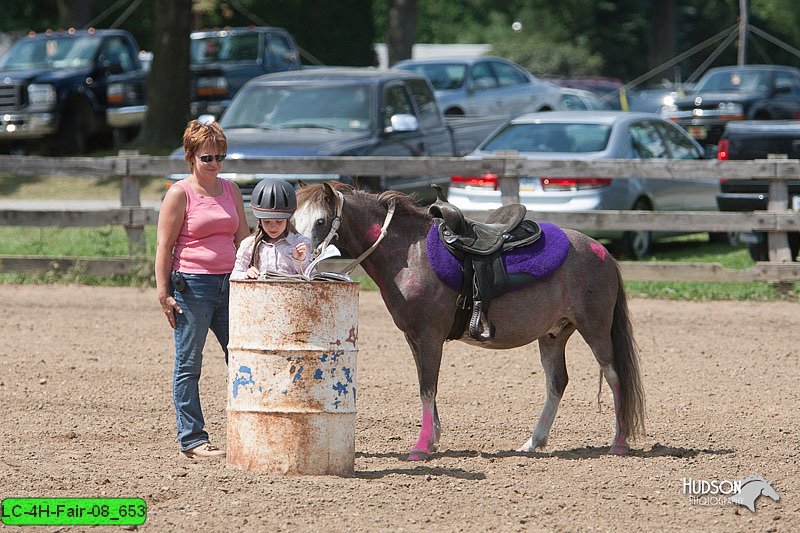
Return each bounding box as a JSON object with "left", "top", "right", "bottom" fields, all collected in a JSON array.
[{"left": 198, "top": 154, "right": 227, "bottom": 163}]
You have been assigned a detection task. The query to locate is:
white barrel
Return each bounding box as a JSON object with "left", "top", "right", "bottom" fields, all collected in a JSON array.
[{"left": 227, "top": 280, "right": 359, "bottom": 475}]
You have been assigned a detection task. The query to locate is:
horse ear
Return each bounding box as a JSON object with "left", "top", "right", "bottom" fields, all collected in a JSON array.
[
  {"left": 297, "top": 179, "right": 308, "bottom": 188},
  {"left": 322, "top": 181, "right": 338, "bottom": 208}
]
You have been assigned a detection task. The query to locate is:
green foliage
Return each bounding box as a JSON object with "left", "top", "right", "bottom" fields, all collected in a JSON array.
[{"left": 491, "top": 32, "right": 604, "bottom": 77}]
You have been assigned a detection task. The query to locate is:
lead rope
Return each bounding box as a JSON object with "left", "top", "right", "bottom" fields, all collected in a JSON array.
[{"left": 341, "top": 198, "right": 396, "bottom": 275}]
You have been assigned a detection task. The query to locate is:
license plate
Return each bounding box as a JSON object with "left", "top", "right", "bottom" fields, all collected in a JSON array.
[
  {"left": 519, "top": 177, "right": 537, "bottom": 191},
  {"left": 687, "top": 125, "right": 707, "bottom": 140}
]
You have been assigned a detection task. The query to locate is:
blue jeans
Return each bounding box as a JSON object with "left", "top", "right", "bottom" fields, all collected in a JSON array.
[{"left": 171, "top": 272, "right": 230, "bottom": 451}]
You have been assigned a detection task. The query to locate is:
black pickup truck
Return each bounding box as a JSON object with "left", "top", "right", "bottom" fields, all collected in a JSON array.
[
  {"left": 662, "top": 65, "right": 800, "bottom": 146},
  {"left": 168, "top": 68, "right": 507, "bottom": 204},
  {"left": 716, "top": 120, "right": 800, "bottom": 260},
  {"left": 0, "top": 28, "right": 147, "bottom": 154},
  {"left": 108, "top": 26, "right": 301, "bottom": 128}
]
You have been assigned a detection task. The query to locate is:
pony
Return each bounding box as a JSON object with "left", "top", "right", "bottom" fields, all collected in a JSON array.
[{"left": 294, "top": 182, "right": 645, "bottom": 460}]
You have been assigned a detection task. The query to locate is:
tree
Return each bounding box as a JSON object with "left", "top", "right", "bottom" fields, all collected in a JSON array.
[
  {"left": 386, "top": 0, "right": 417, "bottom": 66},
  {"left": 134, "top": 0, "right": 192, "bottom": 151},
  {"left": 56, "top": 0, "right": 91, "bottom": 29}
]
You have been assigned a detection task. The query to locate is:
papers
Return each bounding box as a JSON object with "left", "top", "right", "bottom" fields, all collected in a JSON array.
[{"left": 260, "top": 245, "right": 353, "bottom": 282}]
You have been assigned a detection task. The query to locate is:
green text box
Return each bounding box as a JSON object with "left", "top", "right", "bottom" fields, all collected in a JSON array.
[{"left": 1, "top": 498, "right": 147, "bottom": 526}]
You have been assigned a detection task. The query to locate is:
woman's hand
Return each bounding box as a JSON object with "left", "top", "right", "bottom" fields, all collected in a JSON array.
[
  {"left": 158, "top": 293, "right": 183, "bottom": 329},
  {"left": 245, "top": 266, "right": 261, "bottom": 279},
  {"left": 293, "top": 242, "right": 308, "bottom": 261}
]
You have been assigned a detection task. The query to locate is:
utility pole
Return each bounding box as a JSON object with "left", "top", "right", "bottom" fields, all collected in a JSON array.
[{"left": 738, "top": 0, "right": 748, "bottom": 65}]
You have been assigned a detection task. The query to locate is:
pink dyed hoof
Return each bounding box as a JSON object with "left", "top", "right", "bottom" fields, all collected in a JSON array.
[
  {"left": 610, "top": 443, "right": 630, "bottom": 455},
  {"left": 406, "top": 449, "right": 431, "bottom": 461}
]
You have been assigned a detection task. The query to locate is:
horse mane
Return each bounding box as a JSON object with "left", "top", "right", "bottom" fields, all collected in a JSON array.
[{"left": 297, "top": 181, "right": 430, "bottom": 218}]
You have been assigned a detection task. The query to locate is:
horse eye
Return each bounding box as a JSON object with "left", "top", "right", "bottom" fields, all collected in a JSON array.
[{"left": 315, "top": 218, "right": 325, "bottom": 226}]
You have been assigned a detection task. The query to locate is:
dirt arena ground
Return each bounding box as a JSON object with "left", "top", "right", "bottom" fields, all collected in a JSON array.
[{"left": 0, "top": 284, "right": 797, "bottom": 532}]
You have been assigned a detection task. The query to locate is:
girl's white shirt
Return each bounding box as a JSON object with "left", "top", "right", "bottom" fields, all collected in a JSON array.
[{"left": 230, "top": 232, "right": 312, "bottom": 280}]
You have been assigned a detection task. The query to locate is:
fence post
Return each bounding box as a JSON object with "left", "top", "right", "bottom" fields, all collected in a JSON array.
[
  {"left": 118, "top": 150, "right": 146, "bottom": 255},
  {"left": 766, "top": 156, "right": 792, "bottom": 263},
  {"left": 497, "top": 152, "right": 519, "bottom": 205}
]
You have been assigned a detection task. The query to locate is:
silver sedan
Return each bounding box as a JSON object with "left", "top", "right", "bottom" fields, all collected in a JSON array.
[
  {"left": 447, "top": 111, "right": 720, "bottom": 259},
  {"left": 394, "top": 56, "right": 562, "bottom": 117}
]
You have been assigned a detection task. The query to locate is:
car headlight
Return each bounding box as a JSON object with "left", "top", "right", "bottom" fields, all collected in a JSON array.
[
  {"left": 196, "top": 76, "right": 228, "bottom": 98},
  {"left": 28, "top": 84, "right": 56, "bottom": 106}
]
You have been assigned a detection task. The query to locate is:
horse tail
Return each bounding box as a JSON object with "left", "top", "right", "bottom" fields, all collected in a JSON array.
[{"left": 610, "top": 263, "right": 646, "bottom": 440}]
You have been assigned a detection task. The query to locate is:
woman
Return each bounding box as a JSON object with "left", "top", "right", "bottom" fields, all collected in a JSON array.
[{"left": 155, "top": 119, "right": 250, "bottom": 460}]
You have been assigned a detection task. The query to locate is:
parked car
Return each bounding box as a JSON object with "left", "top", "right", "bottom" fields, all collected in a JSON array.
[
  {"left": 0, "top": 28, "right": 147, "bottom": 154},
  {"left": 559, "top": 87, "right": 610, "bottom": 111},
  {"left": 393, "top": 56, "right": 562, "bottom": 117},
  {"left": 715, "top": 120, "right": 800, "bottom": 260},
  {"left": 107, "top": 26, "right": 302, "bottom": 128},
  {"left": 661, "top": 65, "right": 800, "bottom": 146},
  {"left": 447, "top": 111, "right": 719, "bottom": 259},
  {"left": 168, "top": 68, "right": 507, "bottom": 204},
  {"left": 550, "top": 76, "right": 624, "bottom": 109}
]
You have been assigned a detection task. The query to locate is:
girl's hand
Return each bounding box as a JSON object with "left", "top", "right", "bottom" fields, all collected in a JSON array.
[
  {"left": 293, "top": 243, "right": 308, "bottom": 261},
  {"left": 245, "top": 266, "right": 261, "bottom": 279}
]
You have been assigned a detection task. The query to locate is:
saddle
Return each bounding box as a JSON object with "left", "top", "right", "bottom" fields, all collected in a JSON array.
[{"left": 428, "top": 185, "right": 541, "bottom": 341}]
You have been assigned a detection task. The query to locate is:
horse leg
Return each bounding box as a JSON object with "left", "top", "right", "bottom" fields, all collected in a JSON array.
[
  {"left": 404, "top": 332, "right": 443, "bottom": 461},
  {"left": 587, "top": 336, "right": 629, "bottom": 455},
  {"left": 518, "top": 331, "right": 572, "bottom": 452}
]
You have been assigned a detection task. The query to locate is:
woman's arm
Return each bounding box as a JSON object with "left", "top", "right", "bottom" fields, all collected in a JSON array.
[
  {"left": 155, "top": 185, "right": 187, "bottom": 328},
  {"left": 231, "top": 185, "right": 251, "bottom": 248}
]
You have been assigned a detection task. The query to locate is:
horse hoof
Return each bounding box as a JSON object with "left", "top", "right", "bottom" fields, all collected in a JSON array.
[
  {"left": 406, "top": 449, "right": 431, "bottom": 461},
  {"left": 610, "top": 444, "right": 630, "bottom": 455}
]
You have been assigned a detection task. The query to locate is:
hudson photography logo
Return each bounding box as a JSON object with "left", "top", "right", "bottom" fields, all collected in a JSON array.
[{"left": 681, "top": 475, "right": 781, "bottom": 512}]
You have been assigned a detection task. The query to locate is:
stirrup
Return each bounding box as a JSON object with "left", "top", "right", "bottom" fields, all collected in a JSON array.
[{"left": 468, "top": 301, "right": 494, "bottom": 341}]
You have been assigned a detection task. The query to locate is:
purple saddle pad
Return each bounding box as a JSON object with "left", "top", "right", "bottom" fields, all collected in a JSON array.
[{"left": 426, "top": 221, "right": 570, "bottom": 291}]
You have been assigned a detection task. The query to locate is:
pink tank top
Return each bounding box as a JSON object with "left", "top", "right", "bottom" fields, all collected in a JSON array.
[{"left": 171, "top": 178, "right": 240, "bottom": 274}]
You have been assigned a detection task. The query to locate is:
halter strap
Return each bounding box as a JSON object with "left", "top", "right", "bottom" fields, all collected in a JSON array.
[
  {"left": 341, "top": 197, "right": 396, "bottom": 275},
  {"left": 312, "top": 191, "right": 344, "bottom": 259}
]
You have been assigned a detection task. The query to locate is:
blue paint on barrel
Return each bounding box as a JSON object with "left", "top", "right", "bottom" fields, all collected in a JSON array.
[
  {"left": 232, "top": 366, "right": 255, "bottom": 398},
  {"left": 314, "top": 369, "right": 323, "bottom": 379}
]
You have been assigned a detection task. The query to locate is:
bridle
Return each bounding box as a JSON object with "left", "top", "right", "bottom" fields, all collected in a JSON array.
[{"left": 313, "top": 190, "right": 396, "bottom": 275}]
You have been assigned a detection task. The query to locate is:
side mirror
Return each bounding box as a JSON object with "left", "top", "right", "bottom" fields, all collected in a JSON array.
[
  {"left": 704, "top": 144, "right": 719, "bottom": 159},
  {"left": 385, "top": 114, "right": 419, "bottom": 133},
  {"left": 104, "top": 61, "right": 124, "bottom": 75},
  {"left": 774, "top": 82, "right": 791, "bottom": 95}
]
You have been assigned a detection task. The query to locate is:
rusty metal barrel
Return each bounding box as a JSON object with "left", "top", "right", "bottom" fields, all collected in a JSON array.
[{"left": 227, "top": 280, "right": 359, "bottom": 475}]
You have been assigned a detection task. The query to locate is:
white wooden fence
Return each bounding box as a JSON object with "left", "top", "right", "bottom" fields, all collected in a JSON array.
[{"left": 1, "top": 153, "right": 799, "bottom": 285}]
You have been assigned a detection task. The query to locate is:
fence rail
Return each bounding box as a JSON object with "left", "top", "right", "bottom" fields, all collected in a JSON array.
[{"left": 1, "top": 154, "right": 799, "bottom": 284}]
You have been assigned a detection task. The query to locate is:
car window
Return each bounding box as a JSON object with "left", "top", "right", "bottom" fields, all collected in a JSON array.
[
  {"left": 406, "top": 78, "right": 444, "bottom": 130},
  {"left": 774, "top": 71, "right": 800, "bottom": 94},
  {"left": 470, "top": 62, "right": 498, "bottom": 90},
  {"left": 491, "top": 61, "right": 528, "bottom": 88},
  {"left": 267, "top": 34, "right": 295, "bottom": 68},
  {"left": 629, "top": 122, "right": 668, "bottom": 159},
  {"left": 383, "top": 83, "right": 415, "bottom": 126},
  {"left": 99, "top": 37, "right": 134, "bottom": 72},
  {"left": 654, "top": 122, "right": 701, "bottom": 160},
  {"left": 696, "top": 69, "right": 768, "bottom": 93},
  {"left": 561, "top": 93, "right": 587, "bottom": 110},
  {"left": 482, "top": 123, "right": 611, "bottom": 153}
]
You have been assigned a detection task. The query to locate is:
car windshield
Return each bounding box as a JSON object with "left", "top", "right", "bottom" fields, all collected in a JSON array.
[
  {"left": 398, "top": 63, "right": 467, "bottom": 90},
  {"left": 191, "top": 33, "right": 260, "bottom": 63},
  {"left": 0, "top": 36, "right": 101, "bottom": 69},
  {"left": 221, "top": 83, "right": 374, "bottom": 132},
  {"left": 482, "top": 123, "right": 612, "bottom": 153},
  {"left": 695, "top": 69, "right": 769, "bottom": 93}
]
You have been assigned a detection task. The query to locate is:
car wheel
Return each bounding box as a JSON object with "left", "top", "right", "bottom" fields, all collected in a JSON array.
[
  {"left": 615, "top": 199, "right": 652, "bottom": 260},
  {"left": 58, "top": 107, "right": 89, "bottom": 155},
  {"left": 709, "top": 231, "right": 739, "bottom": 247},
  {"left": 747, "top": 233, "right": 800, "bottom": 261}
]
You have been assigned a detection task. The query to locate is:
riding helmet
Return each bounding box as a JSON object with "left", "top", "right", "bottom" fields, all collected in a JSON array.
[{"left": 250, "top": 178, "right": 297, "bottom": 219}]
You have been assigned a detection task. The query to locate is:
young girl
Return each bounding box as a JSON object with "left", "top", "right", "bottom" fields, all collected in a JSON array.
[{"left": 231, "top": 178, "right": 312, "bottom": 280}]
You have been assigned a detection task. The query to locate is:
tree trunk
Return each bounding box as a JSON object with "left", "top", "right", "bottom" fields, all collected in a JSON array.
[
  {"left": 56, "top": 0, "right": 91, "bottom": 29},
  {"left": 647, "top": 0, "right": 677, "bottom": 81},
  {"left": 134, "top": 0, "right": 192, "bottom": 151},
  {"left": 387, "top": 0, "right": 417, "bottom": 67}
]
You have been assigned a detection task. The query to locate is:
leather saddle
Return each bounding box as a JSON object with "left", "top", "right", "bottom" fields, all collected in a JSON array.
[{"left": 428, "top": 185, "right": 541, "bottom": 341}]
